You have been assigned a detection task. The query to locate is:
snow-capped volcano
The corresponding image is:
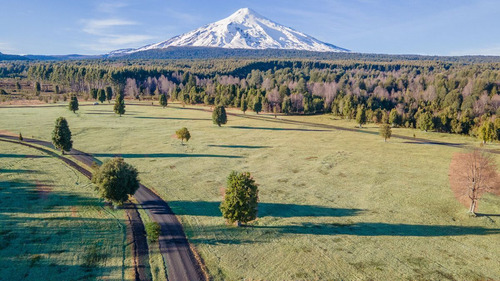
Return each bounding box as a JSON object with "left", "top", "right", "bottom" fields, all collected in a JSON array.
[{"left": 113, "top": 8, "right": 348, "bottom": 54}]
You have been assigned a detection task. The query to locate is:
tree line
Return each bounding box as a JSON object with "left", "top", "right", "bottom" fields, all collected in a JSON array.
[{"left": 2, "top": 58, "right": 499, "bottom": 140}]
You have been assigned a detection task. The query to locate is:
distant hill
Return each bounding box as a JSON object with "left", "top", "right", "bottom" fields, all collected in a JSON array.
[
  {"left": 1, "top": 48, "right": 500, "bottom": 64},
  {"left": 107, "top": 46, "right": 500, "bottom": 63},
  {"left": 0, "top": 52, "right": 29, "bottom": 61}
]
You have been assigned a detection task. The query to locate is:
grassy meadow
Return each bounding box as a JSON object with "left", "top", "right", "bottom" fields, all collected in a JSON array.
[
  {"left": 1, "top": 102, "right": 499, "bottom": 280},
  {"left": 0, "top": 141, "right": 133, "bottom": 280}
]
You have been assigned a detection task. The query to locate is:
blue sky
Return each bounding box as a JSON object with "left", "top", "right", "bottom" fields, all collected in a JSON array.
[{"left": 1, "top": 0, "right": 499, "bottom": 56}]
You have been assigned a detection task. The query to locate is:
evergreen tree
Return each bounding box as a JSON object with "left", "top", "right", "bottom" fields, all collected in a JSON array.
[
  {"left": 19, "top": 133, "right": 23, "bottom": 141},
  {"left": 356, "top": 105, "right": 367, "bottom": 128},
  {"left": 91, "top": 88, "right": 98, "bottom": 100},
  {"left": 105, "top": 86, "right": 113, "bottom": 103},
  {"left": 212, "top": 105, "right": 227, "bottom": 126},
  {"left": 159, "top": 93, "right": 168, "bottom": 108},
  {"left": 282, "top": 97, "right": 291, "bottom": 115},
  {"left": 175, "top": 127, "right": 191, "bottom": 143},
  {"left": 379, "top": 124, "right": 392, "bottom": 142},
  {"left": 494, "top": 118, "right": 500, "bottom": 141},
  {"left": 68, "top": 95, "right": 79, "bottom": 113},
  {"left": 114, "top": 93, "right": 125, "bottom": 116},
  {"left": 220, "top": 171, "right": 259, "bottom": 226},
  {"left": 253, "top": 95, "right": 262, "bottom": 114},
  {"left": 35, "top": 82, "right": 41, "bottom": 94},
  {"left": 478, "top": 120, "right": 495, "bottom": 144},
  {"left": 417, "top": 112, "right": 434, "bottom": 132},
  {"left": 240, "top": 95, "right": 248, "bottom": 114},
  {"left": 389, "top": 108, "right": 401, "bottom": 127},
  {"left": 98, "top": 89, "right": 106, "bottom": 103},
  {"left": 52, "top": 117, "right": 72, "bottom": 154},
  {"left": 91, "top": 158, "right": 139, "bottom": 206},
  {"left": 54, "top": 85, "right": 60, "bottom": 95}
]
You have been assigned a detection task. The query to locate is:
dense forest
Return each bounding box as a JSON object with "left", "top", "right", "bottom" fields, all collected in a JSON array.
[{"left": 1, "top": 57, "right": 499, "bottom": 140}]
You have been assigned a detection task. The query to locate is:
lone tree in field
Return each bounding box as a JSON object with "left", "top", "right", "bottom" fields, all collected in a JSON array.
[
  {"left": 449, "top": 150, "right": 499, "bottom": 215},
  {"left": 356, "top": 105, "right": 367, "bottom": 128},
  {"left": 105, "top": 86, "right": 113, "bottom": 103},
  {"left": 19, "top": 133, "right": 23, "bottom": 141},
  {"left": 114, "top": 93, "right": 125, "bottom": 116},
  {"left": 212, "top": 105, "right": 227, "bottom": 126},
  {"left": 220, "top": 171, "right": 259, "bottom": 226},
  {"left": 176, "top": 127, "right": 191, "bottom": 144},
  {"left": 379, "top": 124, "right": 392, "bottom": 142},
  {"left": 98, "top": 89, "right": 106, "bottom": 103},
  {"left": 478, "top": 120, "right": 495, "bottom": 144},
  {"left": 68, "top": 95, "right": 79, "bottom": 113},
  {"left": 159, "top": 93, "right": 168, "bottom": 108},
  {"left": 52, "top": 117, "right": 72, "bottom": 154},
  {"left": 92, "top": 158, "right": 140, "bottom": 206},
  {"left": 240, "top": 95, "right": 248, "bottom": 114}
]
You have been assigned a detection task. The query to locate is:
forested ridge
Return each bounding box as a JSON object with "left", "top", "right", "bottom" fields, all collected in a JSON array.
[{"left": 1, "top": 58, "right": 499, "bottom": 139}]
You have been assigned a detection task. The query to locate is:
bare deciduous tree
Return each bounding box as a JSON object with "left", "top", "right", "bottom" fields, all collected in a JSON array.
[{"left": 449, "top": 150, "right": 499, "bottom": 215}]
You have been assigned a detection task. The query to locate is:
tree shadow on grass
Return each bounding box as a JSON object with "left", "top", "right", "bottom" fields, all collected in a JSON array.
[
  {"left": 403, "top": 141, "right": 466, "bottom": 147},
  {"left": 207, "top": 145, "right": 271, "bottom": 149},
  {"left": 91, "top": 153, "right": 243, "bottom": 159},
  {"left": 159, "top": 201, "right": 364, "bottom": 218},
  {"left": 229, "top": 126, "right": 329, "bottom": 132},
  {"left": 0, "top": 168, "right": 43, "bottom": 174},
  {"left": 0, "top": 154, "right": 48, "bottom": 158},
  {"left": 186, "top": 221, "right": 500, "bottom": 246},
  {"left": 134, "top": 116, "right": 211, "bottom": 121},
  {"left": 252, "top": 222, "right": 500, "bottom": 237},
  {"left": 0, "top": 179, "right": 99, "bottom": 214}
]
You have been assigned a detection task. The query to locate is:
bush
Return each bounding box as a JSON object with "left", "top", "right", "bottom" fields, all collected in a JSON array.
[{"left": 145, "top": 222, "right": 161, "bottom": 242}]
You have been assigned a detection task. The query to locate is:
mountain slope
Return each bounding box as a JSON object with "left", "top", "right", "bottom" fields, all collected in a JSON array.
[{"left": 113, "top": 8, "right": 348, "bottom": 55}]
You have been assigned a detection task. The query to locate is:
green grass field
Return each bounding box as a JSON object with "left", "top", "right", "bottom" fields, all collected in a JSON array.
[
  {"left": 1, "top": 102, "right": 499, "bottom": 280},
  {"left": 0, "top": 141, "right": 133, "bottom": 280}
]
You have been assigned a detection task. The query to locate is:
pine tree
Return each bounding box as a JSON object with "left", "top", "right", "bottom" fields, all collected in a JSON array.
[
  {"left": 114, "top": 93, "right": 125, "bottom": 116},
  {"left": 212, "top": 105, "right": 227, "bottom": 126},
  {"left": 18, "top": 133, "right": 23, "bottom": 141},
  {"left": 478, "top": 120, "right": 495, "bottom": 144},
  {"left": 159, "top": 93, "right": 168, "bottom": 108},
  {"left": 220, "top": 171, "right": 259, "bottom": 226},
  {"left": 35, "top": 82, "right": 41, "bottom": 94},
  {"left": 68, "top": 95, "right": 79, "bottom": 113},
  {"left": 91, "top": 88, "right": 98, "bottom": 100},
  {"left": 52, "top": 117, "right": 72, "bottom": 154},
  {"left": 105, "top": 86, "right": 113, "bottom": 103},
  {"left": 282, "top": 97, "right": 291, "bottom": 115},
  {"left": 417, "top": 112, "right": 434, "bottom": 132},
  {"left": 389, "top": 108, "right": 401, "bottom": 127},
  {"left": 356, "top": 105, "right": 367, "bottom": 128},
  {"left": 253, "top": 95, "right": 262, "bottom": 114},
  {"left": 379, "top": 124, "right": 392, "bottom": 142},
  {"left": 98, "top": 89, "right": 106, "bottom": 103},
  {"left": 240, "top": 95, "right": 248, "bottom": 114}
]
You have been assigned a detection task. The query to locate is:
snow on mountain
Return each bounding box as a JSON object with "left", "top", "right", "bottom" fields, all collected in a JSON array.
[{"left": 112, "top": 8, "right": 348, "bottom": 55}]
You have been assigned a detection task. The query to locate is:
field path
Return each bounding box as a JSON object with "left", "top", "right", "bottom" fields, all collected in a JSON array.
[{"left": 0, "top": 133, "right": 205, "bottom": 281}]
